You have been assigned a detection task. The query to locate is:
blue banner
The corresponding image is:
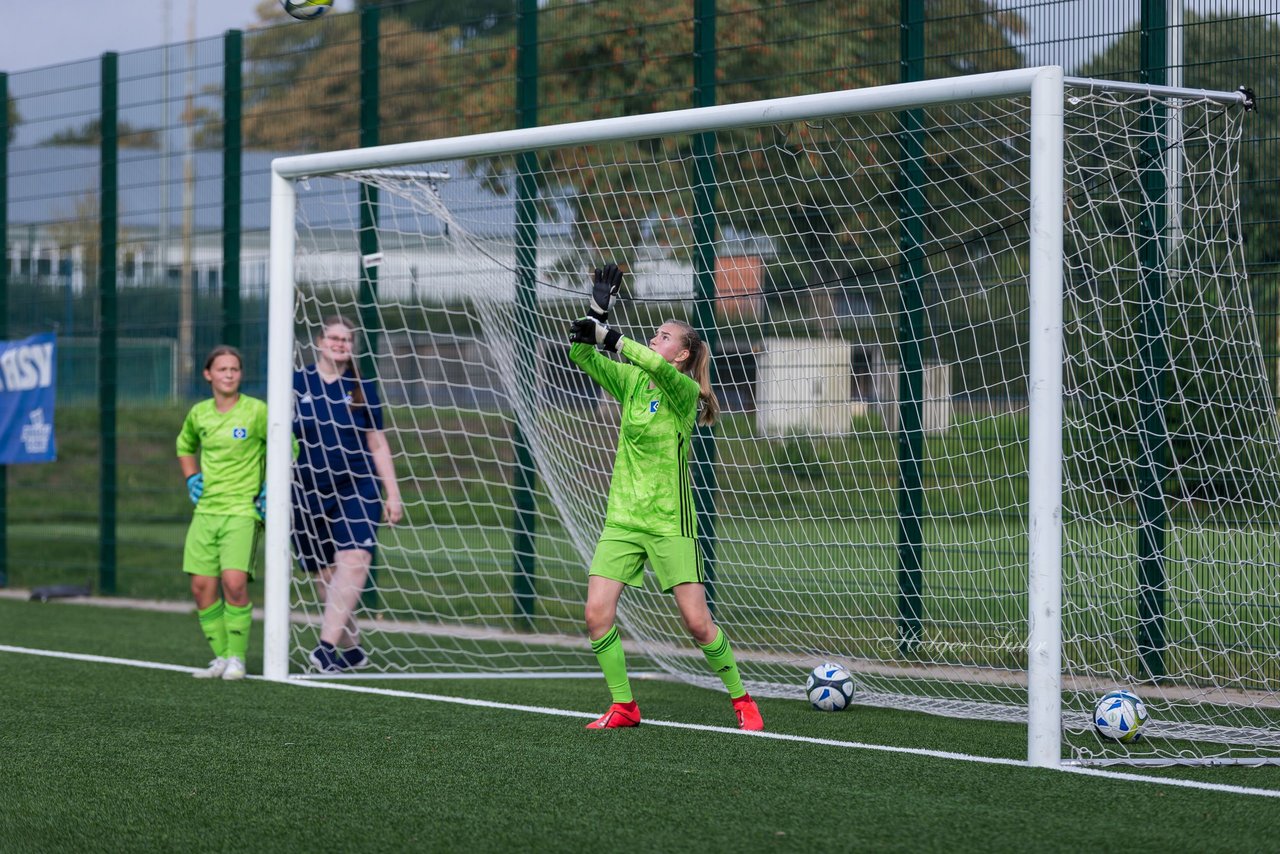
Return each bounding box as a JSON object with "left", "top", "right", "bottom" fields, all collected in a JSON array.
[{"left": 0, "top": 333, "right": 57, "bottom": 464}]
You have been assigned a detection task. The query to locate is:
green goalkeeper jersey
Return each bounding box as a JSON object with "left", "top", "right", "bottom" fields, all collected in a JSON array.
[
  {"left": 176, "top": 395, "right": 268, "bottom": 519},
  {"left": 570, "top": 337, "right": 701, "bottom": 537}
]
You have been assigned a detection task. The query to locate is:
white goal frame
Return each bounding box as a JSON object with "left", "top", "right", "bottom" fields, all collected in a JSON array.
[{"left": 263, "top": 66, "right": 1252, "bottom": 768}]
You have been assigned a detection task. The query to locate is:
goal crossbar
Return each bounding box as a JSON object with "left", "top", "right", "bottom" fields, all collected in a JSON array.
[{"left": 270, "top": 68, "right": 1246, "bottom": 181}]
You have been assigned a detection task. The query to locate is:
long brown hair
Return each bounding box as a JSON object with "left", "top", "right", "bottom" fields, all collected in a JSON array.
[
  {"left": 665, "top": 319, "right": 719, "bottom": 426},
  {"left": 319, "top": 315, "right": 366, "bottom": 409}
]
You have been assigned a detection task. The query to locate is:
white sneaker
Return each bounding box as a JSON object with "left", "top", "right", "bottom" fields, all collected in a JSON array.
[
  {"left": 193, "top": 657, "right": 229, "bottom": 679},
  {"left": 222, "top": 657, "right": 247, "bottom": 681}
]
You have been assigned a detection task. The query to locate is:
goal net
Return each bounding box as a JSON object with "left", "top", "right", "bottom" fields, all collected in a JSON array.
[{"left": 265, "top": 68, "right": 1274, "bottom": 765}]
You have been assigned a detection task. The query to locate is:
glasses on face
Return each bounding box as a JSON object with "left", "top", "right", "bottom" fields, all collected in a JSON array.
[{"left": 324, "top": 334, "right": 353, "bottom": 344}]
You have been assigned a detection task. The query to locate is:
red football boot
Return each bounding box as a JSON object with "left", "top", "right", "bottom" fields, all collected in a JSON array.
[
  {"left": 732, "top": 693, "right": 764, "bottom": 731},
  {"left": 585, "top": 701, "right": 641, "bottom": 729}
]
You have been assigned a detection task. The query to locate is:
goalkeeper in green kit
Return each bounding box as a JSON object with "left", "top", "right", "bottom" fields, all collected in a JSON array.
[
  {"left": 568, "top": 263, "right": 764, "bottom": 731},
  {"left": 177, "top": 346, "right": 268, "bottom": 681}
]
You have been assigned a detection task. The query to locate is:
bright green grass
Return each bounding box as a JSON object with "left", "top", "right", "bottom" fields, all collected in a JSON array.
[
  {"left": 12, "top": 508, "right": 1278, "bottom": 685},
  {"left": 1, "top": 598, "right": 1278, "bottom": 853}
]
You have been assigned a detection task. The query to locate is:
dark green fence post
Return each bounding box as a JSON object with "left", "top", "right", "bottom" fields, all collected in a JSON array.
[
  {"left": 357, "top": 6, "right": 381, "bottom": 373},
  {"left": 0, "top": 72, "right": 8, "bottom": 588},
  {"left": 358, "top": 5, "right": 381, "bottom": 609},
  {"left": 1136, "top": 0, "right": 1169, "bottom": 680},
  {"left": 222, "top": 30, "right": 242, "bottom": 348},
  {"left": 511, "top": 0, "right": 539, "bottom": 629},
  {"left": 692, "top": 0, "right": 720, "bottom": 609},
  {"left": 99, "top": 53, "right": 119, "bottom": 596},
  {"left": 894, "top": 0, "right": 926, "bottom": 655}
]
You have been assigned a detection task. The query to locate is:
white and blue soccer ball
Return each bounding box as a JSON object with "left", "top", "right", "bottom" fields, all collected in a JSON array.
[
  {"left": 281, "top": 0, "right": 333, "bottom": 20},
  {"left": 1093, "top": 689, "right": 1149, "bottom": 743},
  {"left": 806, "top": 662, "right": 856, "bottom": 712}
]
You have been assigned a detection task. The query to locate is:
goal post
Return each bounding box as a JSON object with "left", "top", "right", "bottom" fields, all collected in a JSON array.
[
  {"left": 264, "top": 66, "right": 1268, "bottom": 767},
  {"left": 1025, "top": 68, "right": 1065, "bottom": 769}
]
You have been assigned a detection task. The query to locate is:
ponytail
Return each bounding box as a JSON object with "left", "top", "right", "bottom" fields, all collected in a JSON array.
[{"left": 666, "top": 319, "right": 719, "bottom": 426}]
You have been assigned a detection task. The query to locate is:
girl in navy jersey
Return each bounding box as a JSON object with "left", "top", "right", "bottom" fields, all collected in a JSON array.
[{"left": 293, "top": 316, "right": 403, "bottom": 672}]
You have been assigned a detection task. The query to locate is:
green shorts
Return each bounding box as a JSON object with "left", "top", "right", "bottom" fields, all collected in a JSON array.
[
  {"left": 183, "top": 514, "right": 261, "bottom": 578},
  {"left": 589, "top": 525, "right": 704, "bottom": 593}
]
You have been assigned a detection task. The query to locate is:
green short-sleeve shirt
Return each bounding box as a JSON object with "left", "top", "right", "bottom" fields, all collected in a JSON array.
[
  {"left": 176, "top": 395, "right": 268, "bottom": 519},
  {"left": 570, "top": 338, "right": 701, "bottom": 537}
]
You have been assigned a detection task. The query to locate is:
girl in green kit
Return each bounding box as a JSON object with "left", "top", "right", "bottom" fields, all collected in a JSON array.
[
  {"left": 568, "top": 264, "right": 763, "bottom": 731},
  {"left": 177, "top": 345, "right": 268, "bottom": 681}
]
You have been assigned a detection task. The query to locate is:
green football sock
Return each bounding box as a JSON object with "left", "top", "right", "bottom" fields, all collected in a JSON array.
[
  {"left": 196, "top": 600, "right": 228, "bottom": 659},
  {"left": 591, "top": 625, "right": 633, "bottom": 704},
  {"left": 700, "top": 627, "right": 746, "bottom": 699},
  {"left": 223, "top": 602, "right": 253, "bottom": 662}
]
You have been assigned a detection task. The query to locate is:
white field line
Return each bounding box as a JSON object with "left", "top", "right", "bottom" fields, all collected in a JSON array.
[
  {"left": 11, "top": 591, "right": 1273, "bottom": 710},
  {"left": 2, "top": 643, "right": 1279, "bottom": 800}
]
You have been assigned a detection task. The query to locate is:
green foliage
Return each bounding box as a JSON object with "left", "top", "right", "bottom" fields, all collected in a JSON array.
[
  {"left": 225, "top": 0, "right": 1029, "bottom": 315},
  {"left": 1077, "top": 11, "right": 1280, "bottom": 269},
  {"left": 360, "top": 0, "right": 515, "bottom": 34}
]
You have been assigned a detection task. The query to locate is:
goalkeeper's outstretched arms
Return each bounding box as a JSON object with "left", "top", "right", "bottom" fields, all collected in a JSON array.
[
  {"left": 569, "top": 315, "right": 708, "bottom": 420},
  {"left": 568, "top": 316, "right": 630, "bottom": 400},
  {"left": 570, "top": 316, "right": 621, "bottom": 352},
  {"left": 568, "top": 261, "right": 633, "bottom": 400}
]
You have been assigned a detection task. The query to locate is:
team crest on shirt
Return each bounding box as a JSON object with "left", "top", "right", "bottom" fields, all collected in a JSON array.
[
  {"left": 232, "top": 427, "right": 247, "bottom": 439},
  {"left": 649, "top": 400, "right": 660, "bottom": 413}
]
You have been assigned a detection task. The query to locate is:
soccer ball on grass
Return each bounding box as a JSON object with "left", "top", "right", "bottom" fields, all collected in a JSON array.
[
  {"left": 281, "top": 0, "right": 333, "bottom": 20},
  {"left": 806, "top": 662, "right": 856, "bottom": 711},
  {"left": 1093, "top": 689, "right": 1149, "bottom": 743}
]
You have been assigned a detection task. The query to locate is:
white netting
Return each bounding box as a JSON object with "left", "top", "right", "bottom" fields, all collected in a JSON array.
[{"left": 286, "top": 83, "right": 1277, "bottom": 764}]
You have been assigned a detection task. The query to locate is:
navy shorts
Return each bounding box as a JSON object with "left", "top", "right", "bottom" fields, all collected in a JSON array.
[{"left": 292, "top": 478, "right": 383, "bottom": 573}]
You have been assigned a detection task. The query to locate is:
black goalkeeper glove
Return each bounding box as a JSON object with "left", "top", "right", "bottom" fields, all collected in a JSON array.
[
  {"left": 569, "top": 316, "right": 622, "bottom": 353},
  {"left": 587, "top": 263, "right": 624, "bottom": 322}
]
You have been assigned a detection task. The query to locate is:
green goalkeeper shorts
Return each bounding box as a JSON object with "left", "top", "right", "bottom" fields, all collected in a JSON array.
[
  {"left": 589, "top": 525, "right": 704, "bottom": 593},
  {"left": 183, "top": 513, "right": 261, "bottom": 578}
]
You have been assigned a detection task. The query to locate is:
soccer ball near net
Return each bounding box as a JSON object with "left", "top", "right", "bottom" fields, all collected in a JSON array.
[
  {"left": 1093, "top": 690, "right": 1150, "bottom": 743},
  {"left": 806, "top": 663, "right": 856, "bottom": 712},
  {"left": 281, "top": 0, "right": 333, "bottom": 20}
]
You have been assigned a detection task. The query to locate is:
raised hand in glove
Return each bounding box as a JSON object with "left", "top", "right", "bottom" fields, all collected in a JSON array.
[
  {"left": 569, "top": 316, "right": 622, "bottom": 353},
  {"left": 588, "top": 263, "right": 624, "bottom": 322}
]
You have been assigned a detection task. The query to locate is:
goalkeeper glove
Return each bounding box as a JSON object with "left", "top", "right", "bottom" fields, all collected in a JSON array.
[
  {"left": 569, "top": 316, "right": 622, "bottom": 353},
  {"left": 254, "top": 485, "right": 266, "bottom": 521},
  {"left": 587, "top": 263, "right": 624, "bottom": 322},
  {"left": 186, "top": 472, "right": 204, "bottom": 505}
]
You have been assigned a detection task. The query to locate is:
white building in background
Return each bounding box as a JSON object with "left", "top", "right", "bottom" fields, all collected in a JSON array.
[{"left": 7, "top": 145, "right": 782, "bottom": 307}]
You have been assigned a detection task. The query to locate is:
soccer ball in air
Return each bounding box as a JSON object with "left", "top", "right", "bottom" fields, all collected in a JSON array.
[
  {"left": 1093, "top": 689, "right": 1149, "bottom": 743},
  {"left": 281, "top": 0, "right": 333, "bottom": 20},
  {"left": 806, "top": 662, "right": 856, "bottom": 712}
]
